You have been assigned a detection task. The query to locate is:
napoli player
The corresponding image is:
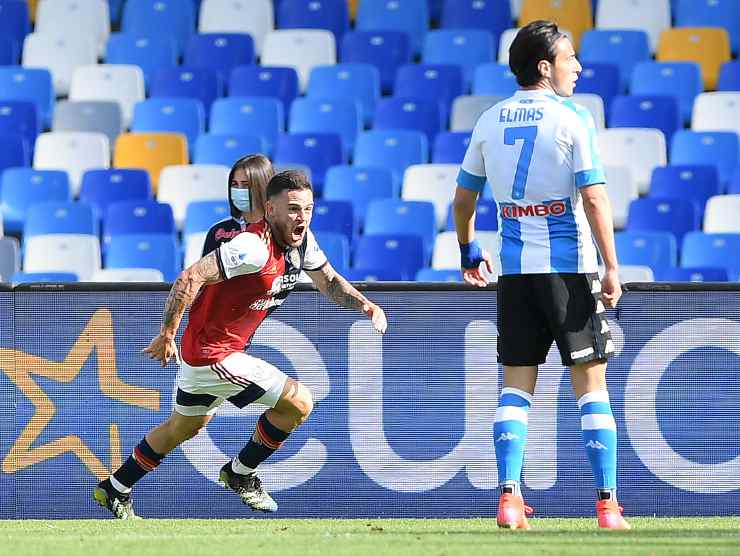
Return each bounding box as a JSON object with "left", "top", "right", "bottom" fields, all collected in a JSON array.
[
  {"left": 94, "top": 171, "right": 387, "bottom": 518},
  {"left": 453, "top": 21, "right": 629, "bottom": 530}
]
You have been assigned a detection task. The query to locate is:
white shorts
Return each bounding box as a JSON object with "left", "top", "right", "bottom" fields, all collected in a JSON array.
[{"left": 175, "top": 352, "right": 289, "bottom": 416}]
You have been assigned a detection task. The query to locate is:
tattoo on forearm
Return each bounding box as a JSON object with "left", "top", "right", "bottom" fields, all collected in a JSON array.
[
  {"left": 162, "top": 252, "right": 222, "bottom": 332},
  {"left": 326, "top": 274, "right": 366, "bottom": 311}
]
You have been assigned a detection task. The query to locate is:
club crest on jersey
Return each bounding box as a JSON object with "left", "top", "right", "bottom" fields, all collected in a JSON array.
[
  {"left": 500, "top": 200, "right": 567, "bottom": 219},
  {"left": 287, "top": 248, "right": 301, "bottom": 270}
]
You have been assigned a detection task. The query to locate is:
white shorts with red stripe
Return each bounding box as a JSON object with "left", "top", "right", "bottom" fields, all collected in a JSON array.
[{"left": 175, "top": 352, "right": 288, "bottom": 416}]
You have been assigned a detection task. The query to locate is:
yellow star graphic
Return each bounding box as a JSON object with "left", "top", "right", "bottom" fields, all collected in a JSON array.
[{"left": 0, "top": 308, "right": 160, "bottom": 480}]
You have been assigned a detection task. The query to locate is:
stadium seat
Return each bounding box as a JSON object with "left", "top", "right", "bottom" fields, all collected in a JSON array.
[
  {"left": 472, "top": 63, "right": 518, "bottom": 97},
  {"left": 718, "top": 61, "right": 740, "bottom": 91},
  {"left": 729, "top": 168, "right": 740, "bottom": 195},
  {"left": 183, "top": 200, "right": 230, "bottom": 236},
  {"left": 311, "top": 231, "right": 350, "bottom": 272},
  {"left": 228, "top": 66, "right": 299, "bottom": 119},
  {"left": 105, "top": 33, "right": 177, "bottom": 90},
  {"left": 670, "top": 130, "right": 738, "bottom": 187},
  {"left": 103, "top": 200, "right": 176, "bottom": 249},
  {"left": 35, "top": 0, "right": 110, "bottom": 57},
  {"left": 401, "top": 163, "right": 459, "bottom": 230},
  {"left": 626, "top": 197, "right": 699, "bottom": 244},
  {"left": 122, "top": 0, "right": 194, "bottom": 56},
  {"left": 440, "top": 0, "right": 511, "bottom": 39},
  {"left": 615, "top": 230, "right": 677, "bottom": 274},
  {"left": 497, "top": 28, "right": 519, "bottom": 65},
  {"left": 595, "top": 0, "right": 670, "bottom": 53},
  {"left": 156, "top": 164, "right": 229, "bottom": 229},
  {"left": 703, "top": 195, "right": 740, "bottom": 233},
  {"left": 52, "top": 101, "right": 123, "bottom": 147},
  {"left": 0, "top": 68, "right": 53, "bottom": 130},
  {"left": 193, "top": 134, "right": 264, "bottom": 166},
  {"left": 681, "top": 232, "right": 740, "bottom": 280},
  {"left": 374, "top": 97, "right": 443, "bottom": 144},
  {"left": 450, "top": 96, "right": 502, "bottom": 132},
  {"left": 364, "top": 199, "right": 437, "bottom": 263},
  {"left": 0, "top": 1, "right": 30, "bottom": 60},
  {"left": 433, "top": 131, "right": 471, "bottom": 163},
  {"left": 23, "top": 200, "right": 97, "bottom": 238},
  {"left": 22, "top": 32, "right": 96, "bottom": 97},
  {"left": 0, "top": 100, "right": 39, "bottom": 148},
  {"left": 183, "top": 33, "right": 255, "bottom": 85},
  {"left": 431, "top": 230, "right": 500, "bottom": 276},
  {"left": 79, "top": 168, "right": 152, "bottom": 222},
  {"left": 674, "top": 0, "right": 740, "bottom": 55},
  {"left": 356, "top": 0, "right": 429, "bottom": 55},
  {"left": 289, "top": 97, "right": 361, "bottom": 157},
  {"left": 609, "top": 95, "right": 681, "bottom": 144},
  {"left": 183, "top": 231, "right": 207, "bottom": 268},
  {"left": 307, "top": 63, "right": 380, "bottom": 127},
  {"left": 261, "top": 29, "right": 336, "bottom": 93},
  {"left": 353, "top": 130, "right": 429, "bottom": 192},
  {"left": 692, "top": 92, "right": 740, "bottom": 135},
  {"left": 23, "top": 233, "right": 101, "bottom": 280},
  {"left": 614, "top": 265, "right": 655, "bottom": 282},
  {"left": 353, "top": 234, "right": 425, "bottom": 281},
  {"left": 343, "top": 266, "right": 405, "bottom": 282},
  {"left": 573, "top": 63, "right": 621, "bottom": 114},
  {"left": 210, "top": 97, "right": 283, "bottom": 158},
  {"left": 277, "top": 0, "right": 349, "bottom": 41},
  {"left": 0, "top": 168, "right": 69, "bottom": 235},
  {"left": 580, "top": 30, "right": 650, "bottom": 91},
  {"left": 131, "top": 98, "right": 205, "bottom": 158},
  {"left": 33, "top": 131, "right": 109, "bottom": 197},
  {"left": 91, "top": 267, "right": 165, "bottom": 282},
  {"left": 0, "top": 37, "right": 19, "bottom": 65},
  {"left": 445, "top": 198, "right": 498, "bottom": 232},
  {"left": 273, "top": 133, "right": 344, "bottom": 193},
  {"left": 571, "top": 94, "right": 605, "bottom": 129},
  {"left": 629, "top": 62, "right": 703, "bottom": 125},
  {"left": 312, "top": 200, "right": 355, "bottom": 246},
  {"left": 340, "top": 31, "right": 412, "bottom": 94},
  {"left": 415, "top": 267, "right": 462, "bottom": 282},
  {"left": 0, "top": 133, "right": 29, "bottom": 176},
  {"left": 657, "top": 266, "right": 729, "bottom": 282},
  {"left": 422, "top": 30, "right": 496, "bottom": 90},
  {"left": 649, "top": 165, "right": 719, "bottom": 217},
  {"left": 519, "top": 0, "right": 592, "bottom": 48},
  {"left": 394, "top": 64, "right": 463, "bottom": 126},
  {"left": 149, "top": 67, "right": 222, "bottom": 119},
  {"left": 198, "top": 0, "right": 273, "bottom": 56},
  {"left": 657, "top": 28, "right": 731, "bottom": 90},
  {"left": 113, "top": 132, "right": 188, "bottom": 193},
  {"left": 603, "top": 165, "right": 638, "bottom": 229},
  {"left": 12, "top": 270, "right": 79, "bottom": 283},
  {"left": 598, "top": 128, "right": 667, "bottom": 195},
  {"left": 105, "top": 233, "right": 180, "bottom": 282},
  {"left": 323, "top": 165, "right": 394, "bottom": 227},
  {"left": 0, "top": 237, "right": 20, "bottom": 283},
  {"left": 69, "top": 65, "right": 145, "bottom": 128}
]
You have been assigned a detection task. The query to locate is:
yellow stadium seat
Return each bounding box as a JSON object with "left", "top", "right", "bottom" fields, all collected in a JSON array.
[
  {"left": 27, "top": 0, "right": 38, "bottom": 21},
  {"left": 657, "top": 28, "right": 731, "bottom": 91},
  {"left": 113, "top": 133, "right": 188, "bottom": 193},
  {"left": 519, "top": 0, "right": 593, "bottom": 49},
  {"left": 348, "top": 0, "right": 357, "bottom": 21}
]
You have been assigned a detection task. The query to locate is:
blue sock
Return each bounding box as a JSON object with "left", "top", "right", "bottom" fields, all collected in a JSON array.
[
  {"left": 578, "top": 391, "right": 617, "bottom": 490},
  {"left": 494, "top": 387, "right": 532, "bottom": 486}
]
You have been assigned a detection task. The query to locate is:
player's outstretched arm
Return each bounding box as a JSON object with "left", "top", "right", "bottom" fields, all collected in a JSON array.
[
  {"left": 306, "top": 263, "right": 387, "bottom": 334},
  {"left": 143, "top": 251, "right": 225, "bottom": 366}
]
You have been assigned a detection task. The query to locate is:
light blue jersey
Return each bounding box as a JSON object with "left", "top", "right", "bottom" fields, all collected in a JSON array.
[{"left": 458, "top": 89, "right": 605, "bottom": 275}]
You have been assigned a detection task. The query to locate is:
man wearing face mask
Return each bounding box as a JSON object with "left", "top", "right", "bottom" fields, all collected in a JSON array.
[{"left": 201, "top": 154, "right": 274, "bottom": 256}]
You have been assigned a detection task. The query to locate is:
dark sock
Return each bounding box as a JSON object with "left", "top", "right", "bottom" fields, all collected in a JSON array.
[
  {"left": 237, "top": 413, "right": 290, "bottom": 470},
  {"left": 112, "top": 438, "right": 164, "bottom": 489}
]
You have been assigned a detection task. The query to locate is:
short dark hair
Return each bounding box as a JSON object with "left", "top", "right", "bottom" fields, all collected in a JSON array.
[
  {"left": 266, "top": 170, "right": 313, "bottom": 199},
  {"left": 228, "top": 154, "right": 273, "bottom": 218},
  {"left": 509, "top": 20, "right": 566, "bottom": 87}
]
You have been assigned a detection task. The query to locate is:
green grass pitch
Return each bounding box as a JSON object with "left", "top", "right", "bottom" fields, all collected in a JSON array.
[{"left": 2, "top": 517, "right": 740, "bottom": 556}]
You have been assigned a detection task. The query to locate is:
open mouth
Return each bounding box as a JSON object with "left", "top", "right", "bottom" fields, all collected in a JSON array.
[{"left": 293, "top": 224, "right": 306, "bottom": 239}]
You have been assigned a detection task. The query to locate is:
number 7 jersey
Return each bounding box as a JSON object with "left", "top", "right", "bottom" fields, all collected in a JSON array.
[{"left": 457, "top": 89, "right": 605, "bottom": 275}]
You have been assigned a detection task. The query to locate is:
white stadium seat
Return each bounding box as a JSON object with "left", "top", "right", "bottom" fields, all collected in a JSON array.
[
  {"left": 692, "top": 92, "right": 740, "bottom": 136},
  {"left": 199, "top": 0, "right": 274, "bottom": 56},
  {"left": 23, "top": 234, "right": 101, "bottom": 280},
  {"left": 33, "top": 132, "right": 110, "bottom": 196},
  {"left": 703, "top": 195, "right": 740, "bottom": 233},
  {"left": 157, "top": 164, "right": 230, "bottom": 229},
  {"left": 598, "top": 128, "right": 667, "bottom": 195},
  {"left": 35, "top": 0, "right": 110, "bottom": 57},
  {"left": 69, "top": 65, "right": 146, "bottom": 128},
  {"left": 183, "top": 232, "right": 208, "bottom": 268},
  {"left": 604, "top": 165, "right": 638, "bottom": 229},
  {"left": 22, "top": 32, "right": 97, "bottom": 96},
  {"left": 572, "top": 93, "right": 605, "bottom": 129},
  {"left": 91, "top": 268, "right": 165, "bottom": 282},
  {"left": 261, "top": 30, "right": 336, "bottom": 93},
  {"left": 402, "top": 164, "right": 460, "bottom": 230},
  {"left": 497, "top": 28, "right": 519, "bottom": 65},
  {"left": 618, "top": 264, "right": 655, "bottom": 283},
  {"left": 450, "top": 95, "right": 503, "bottom": 132},
  {"left": 595, "top": 0, "right": 670, "bottom": 53}
]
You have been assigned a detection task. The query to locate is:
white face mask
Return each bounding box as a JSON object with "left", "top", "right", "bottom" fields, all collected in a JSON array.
[{"left": 230, "top": 187, "right": 252, "bottom": 212}]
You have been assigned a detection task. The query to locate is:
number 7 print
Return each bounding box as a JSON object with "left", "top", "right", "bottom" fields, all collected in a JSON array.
[{"left": 504, "top": 126, "right": 538, "bottom": 200}]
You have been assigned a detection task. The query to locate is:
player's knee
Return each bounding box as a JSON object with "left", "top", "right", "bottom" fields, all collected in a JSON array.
[{"left": 282, "top": 383, "right": 313, "bottom": 423}]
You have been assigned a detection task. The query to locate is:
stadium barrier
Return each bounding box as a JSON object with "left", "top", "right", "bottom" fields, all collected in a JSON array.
[{"left": 1, "top": 282, "right": 739, "bottom": 519}]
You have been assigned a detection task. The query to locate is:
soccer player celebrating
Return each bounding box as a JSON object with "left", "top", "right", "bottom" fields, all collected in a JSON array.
[
  {"left": 453, "top": 21, "right": 629, "bottom": 530},
  {"left": 94, "top": 171, "right": 387, "bottom": 519}
]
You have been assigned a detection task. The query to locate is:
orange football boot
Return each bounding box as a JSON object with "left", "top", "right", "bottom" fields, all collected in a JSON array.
[
  {"left": 596, "top": 499, "right": 631, "bottom": 530},
  {"left": 496, "top": 493, "right": 533, "bottom": 530}
]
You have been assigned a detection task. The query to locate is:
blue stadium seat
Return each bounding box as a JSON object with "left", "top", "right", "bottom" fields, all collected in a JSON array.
[
  {"left": 23, "top": 201, "right": 97, "bottom": 238},
  {"left": 277, "top": 0, "right": 349, "bottom": 41},
  {"left": 0, "top": 133, "right": 29, "bottom": 174},
  {"left": 671, "top": 130, "right": 739, "bottom": 187},
  {"left": 615, "top": 230, "right": 677, "bottom": 272},
  {"left": 131, "top": 98, "right": 205, "bottom": 157},
  {"left": 228, "top": 66, "right": 299, "bottom": 119},
  {"left": 0, "top": 100, "right": 39, "bottom": 147},
  {"left": 193, "top": 133, "right": 265, "bottom": 165},
  {"left": 353, "top": 130, "right": 428, "bottom": 192},
  {"left": 657, "top": 266, "right": 729, "bottom": 282},
  {"left": 122, "top": 0, "right": 195, "bottom": 55},
  {"left": 105, "top": 34, "right": 178, "bottom": 90},
  {"left": 353, "top": 234, "right": 425, "bottom": 280},
  {"left": 79, "top": 169, "right": 152, "bottom": 222},
  {"left": 273, "top": 133, "right": 344, "bottom": 194},
  {"left": 0, "top": 68, "right": 54, "bottom": 128},
  {"left": 0, "top": 37, "right": 18, "bottom": 65},
  {"left": 106, "top": 233, "right": 181, "bottom": 282},
  {"left": 428, "top": 0, "right": 444, "bottom": 22},
  {"left": 394, "top": 64, "right": 463, "bottom": 126},
  {"left": 323, "top": 165, "right": 395, "bottom": 227},
  {"left": 432, "top": 131, "right": 471, "bottom": 163},
  {"left": 580, "top": 30, "right": 650, "bottom": 91},
  {"left": 149, "top": 67, "right": 222, "bottom": 118},
  {"left": 472, "top": 63, "right": 518, "bottom": 96},
  {"left": 422, "top": 30, "right": 496, "bottom": 89},
  {"left": 415, "top": 267, "right": 462, "bottom": 282},
  {"left": 210, "top": 97, "right": 284, "bottom": 157},
  {"left": 626, "top": 197, "right": 699, "bottom": 245},
  {"left": 630, "top": 62, "right": 703, "bottom": 124},
  {"left": 728, "top": 168, "right": 740, "bottom": 195},
  {"left": 440, "top": 0, "right": 511, "bottom": 39},
  {"left": 675, "top": 0, "right": 740, "bottom": 54},
  {"left": 364, "top": 199, "right": 436, "bottom": 263},
  {"left": 0, "top": 168, "right": 70, "bottom": 235},
  {"left": 374, "top": 97, "right": 443, "bottom": 144},
  {"left": 609, "top": 95, "right": 681, "bottom": 144},
  {"left": 311, "top": 200, "right": 355, "bottom": 245},
  {"left": 289, "top": 96, "right": 361, "bottom": 157},
  {"left": 313, "top": 231, "right": 350, "bottom": 272},
  {"left": 0, "top": 0, "right": 30, "bottom": 58},
  {"left": 718, "top": 61, "right": 740, "bottom": 91},
  {"left": 183, "top": 200, "right": 230, "bottom": 236},
  {"left": 445, "top": 199, "right": 498, "bottom": 231},
  {"left": 356, "top": 0, "right": 429, "bottom": 55},
  {"left": 109, "top": 0, "right": 125, "bottom": 23},
  {"left": 184, "top": 33, "right": 255, "bottom": 85},
  {"left": 574, "top": 63, "right": 621, "bottom": 114},
  {"left": 343, "top": 266, "right": 405, "bottom": 281},
  {"left": 103, "top": 200, "right": 176, "bottom": 247},
  {"left": 307, "top": 63, "right": 381, "bottom": 126},
  {"left": 649, "top": 165, "right": 719, "bottom": 216},
  {"left": 340, "top": 31, "right": 412, "bottom": 94},
  {"left": 681, "top": 232, "right": 740, "bottom": 280},
  {"left": 12, "top": 271, "right": 78, "bottom": 283}
]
